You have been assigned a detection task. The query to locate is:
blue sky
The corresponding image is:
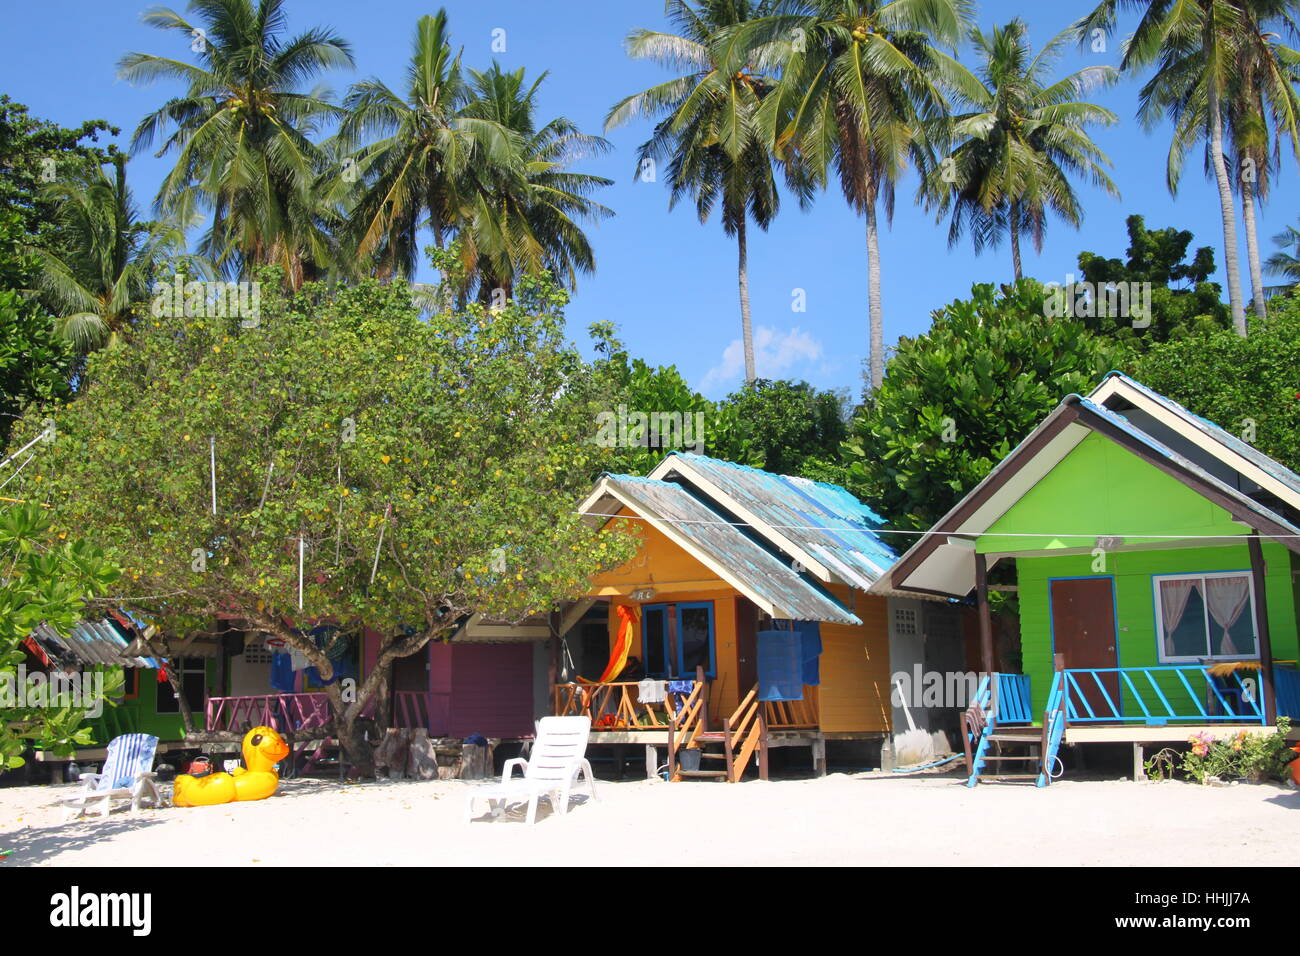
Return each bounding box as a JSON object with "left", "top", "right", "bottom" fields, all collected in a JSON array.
[{"left": 3, "top": 1, "right": 1296, "bottom": 401}]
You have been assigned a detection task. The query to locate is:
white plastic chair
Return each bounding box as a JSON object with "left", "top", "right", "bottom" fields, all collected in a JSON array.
[
  {"left": 58, "top": 733, "right": 162, "bottom": 822},
  {"left": 465, "top": 716, "right": 597, "bottom": 825}
]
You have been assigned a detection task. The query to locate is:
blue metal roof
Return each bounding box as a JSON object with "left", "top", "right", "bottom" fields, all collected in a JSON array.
[
  {"left": 28, "top": 618, "right": 158, "bottom": 670},
  {"left": 656, "top": 453, "right": 899, "bottom": 587},
  {"left": 601, "top": 474, "right": 862, "bottom": 625}
]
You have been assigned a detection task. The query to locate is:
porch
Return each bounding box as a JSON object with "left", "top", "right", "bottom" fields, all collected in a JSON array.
[{"left": 550, "top": 674, "right": 827, "bottom": 781}]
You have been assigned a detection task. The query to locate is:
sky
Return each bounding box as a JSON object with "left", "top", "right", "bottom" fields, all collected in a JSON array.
[{"left": 2, "top": 0, "right": 1296, "bottom": 402}]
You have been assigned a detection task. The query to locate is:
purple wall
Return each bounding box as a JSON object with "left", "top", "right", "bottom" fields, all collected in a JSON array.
[{"left": 429, "top": 642, "right": 535, "bottom": 738}]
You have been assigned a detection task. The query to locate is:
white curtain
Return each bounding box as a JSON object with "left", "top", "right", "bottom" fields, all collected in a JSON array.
[
  {"left": 1159, "top": 579, "right": 1197, "bottom": 656},
  {"left": 1204, "top": 577, "right": 1252, "bottom": 656}
]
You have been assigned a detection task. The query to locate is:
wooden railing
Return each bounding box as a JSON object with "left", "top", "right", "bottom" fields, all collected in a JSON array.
[
  {"left": 763, "top": 687, "right": 819, "bottom": 729},
  {"left": 552, "top": 681, "right": 682, "bottom": 730},
  {"left": 725, "top": 685, "right": 767, "bottom": 782},
  {"left": 667, "top": 681, "right": 708, "bottom": 780},
  {"left": 1062, "top": 665, "right": 1266, "bottom": 724}
]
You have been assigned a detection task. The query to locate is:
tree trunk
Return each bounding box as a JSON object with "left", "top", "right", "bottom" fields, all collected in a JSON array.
[
  {"left": 164, "top": 664, "right": 195, "bottom": 737},
  {"left": 1240, "top": 178, "right": 1267, "bottom": 322},
  {"left": 1208, "top": 79, "right": 1247, "bottom": 335},
  {"left": 1010, "top": 200, "right": 1023, "bottom": 282},
  {"left": 864, "top": 171, "right": 885, "bottom": 391},
  {"left": 737, "top": 216, "right": 756, "bottom": 384}
]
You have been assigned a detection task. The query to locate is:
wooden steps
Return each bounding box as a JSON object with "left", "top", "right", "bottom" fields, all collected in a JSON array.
[{"left": 675, "top": 769, "right": 729, "bottom": 779}]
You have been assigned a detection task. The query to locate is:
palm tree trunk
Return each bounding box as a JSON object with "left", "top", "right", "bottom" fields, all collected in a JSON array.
[
  {"left": 1010, "top": 200, "right": 1023, "bottom": 281},
  {"left": 1240, "top": 179, "right": 1267, "bottom": 321},
  {"left": 737, "top": 216, "right": 756, "bottom": 384},
  {"left": 1208, "top": 80, "right": 1247, "bottom": 335},
  {"left": 865, "top": 184, "right": 885, "bottom": 392}
]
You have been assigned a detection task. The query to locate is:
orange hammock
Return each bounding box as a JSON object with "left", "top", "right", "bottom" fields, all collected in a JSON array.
[{"left": 580, "top": 604, "right": 638, "bottom": 684}]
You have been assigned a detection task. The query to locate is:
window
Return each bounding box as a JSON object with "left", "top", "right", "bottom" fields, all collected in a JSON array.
[
  {"left": 157, "top": 657, "right": 207, "bottom": 714},
  {"left": 1154, "top": 572, "right": 1258, "bottom": 662},
  {"left": 640, "top": 602, "right": 715, "bottom": 678}
]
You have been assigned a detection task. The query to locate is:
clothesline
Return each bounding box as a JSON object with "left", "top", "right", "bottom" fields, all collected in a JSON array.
[{"left": 575, "top": 510, "right": 1300, "bottom": 540}]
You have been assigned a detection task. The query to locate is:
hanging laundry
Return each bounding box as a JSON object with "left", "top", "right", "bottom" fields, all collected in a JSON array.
[
  {"left": 288, "top": 646, "right": 310, "bottom": 671},
  {"left": 799, "top": 622, "right": 822, "bottom": 687},
  {"left": 305, "top": 652, "right": 355, "bottom": 687},
  {"left": 666, "top": 679, "right": 694, "bottom": 695},
  {"left": 270, "top": 652, "right": 296, "bottom": 694},
  {"left": 756, "top": 629, "right": 803, "bottom": 701},
  {"left": 637, "top": 679, "right": 666, "bottom": 704}
]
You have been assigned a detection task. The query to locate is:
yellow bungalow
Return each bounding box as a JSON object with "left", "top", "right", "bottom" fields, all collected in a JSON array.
[{"left": 553, "top": 453, "right": 914, "bottom": 782}]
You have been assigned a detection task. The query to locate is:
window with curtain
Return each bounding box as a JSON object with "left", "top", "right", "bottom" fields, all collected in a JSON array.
[{"left": 1154, "top": 573, "right": 1258, "bottom": 662}]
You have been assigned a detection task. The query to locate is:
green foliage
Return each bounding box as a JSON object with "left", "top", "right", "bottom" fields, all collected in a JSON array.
[
  {"left": 13, "top": 269, "right": 637, "bottom": 709},
  {"left": 1181, "top": 718, "right": 1294, "bottom": 784},
  {"left": 843, "top": 280, "right": 1128, "bottom": 531},
  {"left": 0, "top": 96, "right": 118, "bottom": 255},
  {"left": 1134, "top": 292, "right": 1300, "bottom": 473},
  {"left": 0, "top": 210, "right": 73, "bottom": 450},
  {"left": 1076, "top": 214, "right": 1231, "bottom": 347},
  {"left": 0, "top": 503, "right": 120, "bottom": 770},
  {"left": 716, "top": 380, "right": 850, "bottom": 483}
]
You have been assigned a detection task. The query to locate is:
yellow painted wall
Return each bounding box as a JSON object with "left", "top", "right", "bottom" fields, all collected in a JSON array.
[
  {"left": 817, "top": 584, "right": 892, "bottom": 734},
  {"left": 590, "top": 508, "right": 734, "bottom": 596}
]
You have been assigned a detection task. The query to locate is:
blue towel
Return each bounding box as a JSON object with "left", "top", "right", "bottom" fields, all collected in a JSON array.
[
  {"left": 305, "top": 652, "right": 355, "bottom": 687},
  {"left": 799, "top": 622, "right": 822, "bottom": 687},
  {"left": 756, "top": 630, "right": 803, "bottom": 701},
  {"left": 666, "top": 679, "right": 694, "bottom": 695},
  {"left": 270, "top": 652, "right": 296, "bottom": 693}
]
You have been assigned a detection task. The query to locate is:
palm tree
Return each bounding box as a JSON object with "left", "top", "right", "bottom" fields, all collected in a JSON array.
[
  {"left": 25, "top": 155, "right": 197, "bottom": 359},
  {"left": 1078, "top": 0, "right": 1283, "bottom": 335},
  {"left": 1142, "top": 0, "right": 1300, "bottom": 323},
  {"left": 457, "top": 64, "right": 613, "bottom": 303},
  {"left": 1266, "top": 218, "right": 1300, "bottom": 291},
  {"left": 921, "top": 20, "right": 1120, "bottom": 281},
  {"left": 330, "top": 11, "right": 521, "bottom": 281},
  {"left": 118, "top": 0, "right": 353, "bottom": 288},
  {"left": 607, "top": 0, "right": 787, "bottom": 385},
  {"left": 736, "top": 0, "right": 977, "bottom": 390}
]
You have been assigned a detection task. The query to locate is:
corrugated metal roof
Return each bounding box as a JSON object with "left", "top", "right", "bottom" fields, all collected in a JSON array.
[
  {"left": 656, "top": 453, "right": 899, "bottom": 587},
  {"left": 27, "top": 619, "right": 158, "bottom": 670},
  {"left": 602, "top": 475, "right": 861, "bottom": 625},
  {"left": 1102, "top": 371, "right": 1300, "bottom": 505}
]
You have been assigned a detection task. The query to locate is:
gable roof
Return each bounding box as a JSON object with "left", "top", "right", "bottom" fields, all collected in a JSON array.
[
  {"left": 879, "top": 391, "right": 1300, "bottom": 599},
  {"left": 1090, "top": 371, "right": 1300, "bottom": 518},
  {"left": 646, "top": 452, "right": 898, "bottom": 592},
  {"left": 581, "top": 473, "right": 862, "bottom": 625}
]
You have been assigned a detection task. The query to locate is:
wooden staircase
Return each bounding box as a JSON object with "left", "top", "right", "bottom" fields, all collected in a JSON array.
[
  {"left": 667, "top": 677, "right": 768, "bottom": 783},
  {"left": 962, "top": 671, "right": 1067, "bottom": 787}
]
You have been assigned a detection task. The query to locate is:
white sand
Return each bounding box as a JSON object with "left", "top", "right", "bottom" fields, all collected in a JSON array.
[{"left": 2, "top": 771, "right": 1295, "bottom": 866}]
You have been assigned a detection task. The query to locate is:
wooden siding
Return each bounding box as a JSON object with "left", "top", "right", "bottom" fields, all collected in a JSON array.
[{"left": 818, "top": 584, "right": 891, "bottom": 733}]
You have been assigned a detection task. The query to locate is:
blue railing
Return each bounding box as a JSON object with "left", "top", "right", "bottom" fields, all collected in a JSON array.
[
  {"left": 994, "top": 673, "right": 1033, "bottom": 723},
  {"left": 1062, "top": 665, "right": 1265, "bottom": 725}
]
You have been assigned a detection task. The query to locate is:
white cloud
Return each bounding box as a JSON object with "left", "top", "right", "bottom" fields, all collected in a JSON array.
[{"left": 700, "top": 325, "right": 825, "bottom": 393}]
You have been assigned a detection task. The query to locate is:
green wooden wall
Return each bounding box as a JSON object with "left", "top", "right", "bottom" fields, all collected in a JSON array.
[{"left": 88, "top": 661, "right": 219, "bottom": 745}]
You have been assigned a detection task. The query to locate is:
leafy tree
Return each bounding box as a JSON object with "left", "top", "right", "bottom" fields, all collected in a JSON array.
[
  {"left": 1134, "top": 290, "right": 1300, "bottom": 473},
  {"left": 716, "top": 379, "right": 850, "bottom": 482},
  {"left": 843, "top": 280, "right": 1128, "bottom": 530},
  {"left": 15, "top": 269, "right": 636, "bottom": 774},
  {"left": 737, "top": 0, "right": 976, "bottom": 390},
  {"left": 921, "top": 19, "right": 1119, "bottom": 280},
  {"left": 0, "top": 96, "right": 119, "bottom": 256},
  {"left": 119, "top": 0, "right": 354, "bottom": 286},
  {"left": 607, "top": 0, "right": 786, "bottom": 384},
  {"left": 0, "top": 211, "right": 72, "bottom": 450},
  {"left": 0, "top": 503, "right": 121, "bottom": 772},
  {"left": 1074, "top": 213, "right": 1231, "bottom": 346}
]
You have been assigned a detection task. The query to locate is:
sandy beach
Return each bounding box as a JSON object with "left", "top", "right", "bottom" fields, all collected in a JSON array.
[{"left": 2, "top": 770, "right": 1296, "bottom": 867}]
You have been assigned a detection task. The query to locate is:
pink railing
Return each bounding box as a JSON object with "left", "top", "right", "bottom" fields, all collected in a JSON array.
[{"left": 205, "top": 691, "right": 443, "bottom": 734}]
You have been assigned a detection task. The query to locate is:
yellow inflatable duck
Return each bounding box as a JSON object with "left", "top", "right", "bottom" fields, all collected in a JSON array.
[{"left": 174, "top": 726, "right": 290, "bottom": 807}]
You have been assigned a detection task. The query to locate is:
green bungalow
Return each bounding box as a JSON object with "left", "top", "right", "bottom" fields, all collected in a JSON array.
[{"left": 878, "top": 373, "right": 1300, "bottom": 785}]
